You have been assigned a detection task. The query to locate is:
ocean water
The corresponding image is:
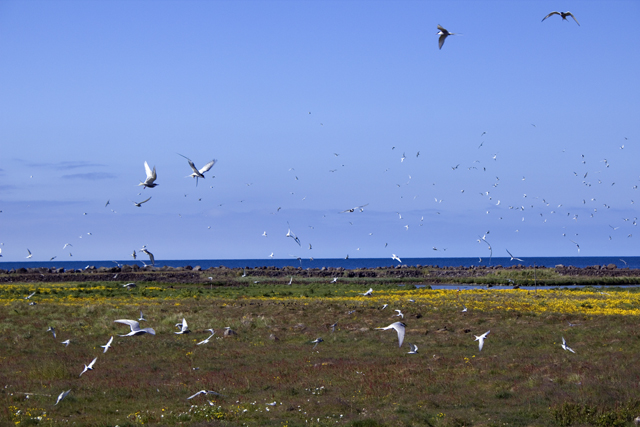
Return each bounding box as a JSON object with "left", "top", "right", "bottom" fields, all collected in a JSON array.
[{"left": 1, "top": 256, "right": 639, "bottom": 271}]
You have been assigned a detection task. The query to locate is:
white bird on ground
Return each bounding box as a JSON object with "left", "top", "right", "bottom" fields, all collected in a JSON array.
[
  {"left": 26, "top": 249, "right": 32, "bottom": 259},
  {"left": 542, "top": 11, "right": 580, "bottom": 25},
  {"left": 175, "top": 318, "right": 191, "bottom": 334},
  {"left": 101, "top": 336, "right": 114, "bottom": 353},
  {"left": 197, "top": 329, "right": 215, "bottom": 345},
  {"left": 311, "top": 337, "right": 323, "bottom": 349},
  {"left": 392, "top": 254, "right": 402, "bottom": 263},
  {"left": 139, "top": 161, "right": 158, "bottom": 188},
  {"left": 177, "top": 153, "right": 216, "bottom": 186},
  {"left": 131, "top": 197, "right": 152, "bottom": 207},
  {"left": 394, "top": 309, "right": 404, "bottom": 319},
  {"left": 330, "top": 277, "right": 338, "bottom": 283},
  {"left": 506, "top": 249, "right": 524, "bottom": 262},
  {"left": 114, "top": 319, "right": 156, "bottom": 336},
  {"left": 61, "top": 339, "right": 70, "bottom": 347},
  {"left": 407, "top": 343, "right": 418, "bottom": 354},
  {"left": 54, "top": 390, "right": 71, "bottom": 405},
  {"left": 25, "top": 291, "right": 36, "bottom": 299},
  {"left": 187, "top": 390, "right": 224, "bottom": 399},
  {"left": 361, "top": 288, "right": 373, "bottom": 296},
  {"left": 437, "top": 24, "right": 456, "bottom": 49},
  {"left": 140, "top": 246, "right": 155, "bottom": 265},
  {"left": 79, "top": 357, "right": 97, "bottom": 377},
  {"left": 474, "top": 330, "right": 490, "bottom": 352},
  {"left": 47, "top": 326, "right": 56, "bottom": 338},
  {"left": 561, "top": 336, "right": 576, "bottom": 353},
  {"left": 376, "top": 322, "right": 406, "bottom": 347}
]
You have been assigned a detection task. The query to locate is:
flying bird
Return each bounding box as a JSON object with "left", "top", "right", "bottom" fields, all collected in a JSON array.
[
  {"left": 61, "top": 339, "right": 70, "bottom": 347},
  {"left": 474, "top": 330, "right": 490, "bottom": 352},
  {"left": 437, "top": 25, "right": 456, "bottom": 49},
  {"left": 114, "top": 319, "right": 156, "bottom": 336},
  {"left": 131, "top": 197, "right": 151, "bottom": 207},
  {"left": 394, "top": 309, "right": 404, "bottom": 319},
  {"left": 561, "top": 336, "right": 576, "bottom": 353},
  {"left": 140, "top": 246, "right": 155, "bottom": 265},
  {"left": 175, "top": 318, "right": 191, "bottom": 334},
  {"left": 177, "top": 153, "right": 216, "bottom": 186},
  {"left": 26, "top": 249, "right": 32, "bottom": 259},
  {"left": 542, "top": 11, "right": 580, "bottom": 25},
  {"left": 311, "top": 337, "right": 324, "bottom": 349},
  {"left": 101, "top": 336, "right": 114, "bottom": 353},
  {"left": 79, "top": 357, "right": 97, "bottom": 377},
  {"left": 407, "top": 343, "right": 418, "bottom": 354},
  {"left": 54, "top": 390, "right": 71, "bottom": 405},
  {"left": 187, "top": 390, "right": 224, "bottom": 399},
  {"left": 25, "top": 291, "right": 36, "bottom": 300},
  {"left": 286, "top": 222, "right": 301, "bottom": 246},
  {"left": 392, "top": 254, "right": 402, "bottom": 263},
  {"left": 506, "top": 249, "right": 524, "bottom": 262},
  {"left": 361, "top": 288, "right": 373, "bottom": 296},
  {"left": 376, "top": 322, "right": 406, "bottom": 347},
  {"left": 139, "top": 161, "right": 158, "bottom": 188},
  {"left": 196, "top": 329, "right": 215, "bottom": 345},
  {"left": 47, "top": 326, "right": 56, "bottom": 338}
]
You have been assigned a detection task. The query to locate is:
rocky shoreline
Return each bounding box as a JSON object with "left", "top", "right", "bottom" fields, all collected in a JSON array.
[{"left": 1, "top": 263, "right": 639, "bottom": 284}]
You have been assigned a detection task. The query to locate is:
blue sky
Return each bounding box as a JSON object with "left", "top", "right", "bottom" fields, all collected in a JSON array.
[{"left": 1, "top": 0, "right": 639, "bottom": 262}]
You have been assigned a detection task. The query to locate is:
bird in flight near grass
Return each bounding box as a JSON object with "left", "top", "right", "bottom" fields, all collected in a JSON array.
[
  {"left": 376, "top": 322, "right": 406, "bottom": 347},
  {"left": 475, "top": 330, "right": 490, "bottom": 351}
]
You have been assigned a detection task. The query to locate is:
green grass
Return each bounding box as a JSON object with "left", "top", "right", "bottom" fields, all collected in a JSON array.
[{"left": 2, "top": 281, "right": 640, "bottom": 426}]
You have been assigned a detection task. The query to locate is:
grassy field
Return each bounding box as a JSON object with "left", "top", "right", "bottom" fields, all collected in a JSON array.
[{"left": 2, "top": 279, "right": 640, "bottom": 426}]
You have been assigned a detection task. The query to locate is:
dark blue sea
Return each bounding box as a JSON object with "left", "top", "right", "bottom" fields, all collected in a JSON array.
[{"left": 1, "top": 256, "right": 639, "bottom": 271}]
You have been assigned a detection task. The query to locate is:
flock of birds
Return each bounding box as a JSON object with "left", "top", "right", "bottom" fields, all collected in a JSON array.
[
  {"left": 2, "top": 7, "right": 635, "bottom": 267},
  {"left": 43, "top": 285, "right": 580, "bottom": 407},
  {"left": 47, "top": 304, "right": 240, "bottom": 406}
]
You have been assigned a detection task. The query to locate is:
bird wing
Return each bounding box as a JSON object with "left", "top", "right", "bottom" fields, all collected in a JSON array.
[
  {"left": 478, "top": 338, "right": 484, "bottom": 351},
  {"left": 199, "top": 159, "right": 216, "bottom": 174},
  {"left": 438, "top": 33, "right": 447, "bottom": 50},
  {"left": 105, "top": 336, "right": 113, "bottom": 346},
  {"left": 142, "top": 327, "right": 156, "bottom": 335},
  {"left": 88, "top": 357, "right": 97, "bottom": 369},
  {"left": 437, "top": 24, "right": 447, "bottom": 32},
  {"left": 566, "top": 12, "right": 580, "bottom": 25},
  {"left": 392, "top": 322, "right": 405, "bottom": 347},
  {"left": 147, "top": 251, "right": 155, "bottom": 265},
  {"left": 187, "top": 390, "right": 205, "bottom": 399},
  {"left": 139, "top": 197, "right": 152, "bottom": 204},
  {"left": 541, "top": 11, "right": 560, "bottom": 22},
  {"left": 114, "top": 319, "right": 141, "bottom": 331},
  {"left": 144, "top": 161, "right": 155, "bottom": 180}
]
